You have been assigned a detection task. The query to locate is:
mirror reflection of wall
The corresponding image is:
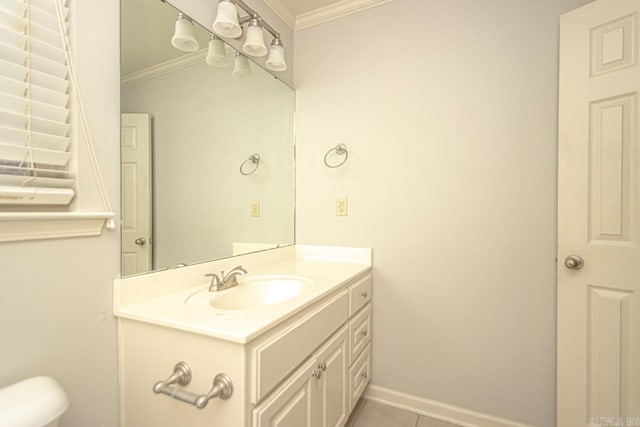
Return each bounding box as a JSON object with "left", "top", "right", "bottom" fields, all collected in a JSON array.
[{"left": 120, "top": 0, "right": 295, "bottom": 277}]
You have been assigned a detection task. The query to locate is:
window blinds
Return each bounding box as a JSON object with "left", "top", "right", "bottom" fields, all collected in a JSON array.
[{"left": 0, "top": 0, "right": 74, "bottom": 205}]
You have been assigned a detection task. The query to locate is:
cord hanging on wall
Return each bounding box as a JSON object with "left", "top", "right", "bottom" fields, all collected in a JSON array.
[
  {"left": 324, "top": 144, "right": 348, "bottom": 168},
  {"left": 240, "top": 153, "right": 260, "bottom": 175}
]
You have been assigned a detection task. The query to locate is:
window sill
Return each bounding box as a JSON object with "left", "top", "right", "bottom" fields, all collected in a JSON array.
[{"left": 0, "top": 212, "right": 116, "bottom": 242}]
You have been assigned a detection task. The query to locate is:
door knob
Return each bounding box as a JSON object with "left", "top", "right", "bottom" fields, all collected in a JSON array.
[
  {"left": 564, "top": 255, "right": 584, "bottom": 270},
  {"left": 135, "top": 237, "right": 146, "bottom": 246}
]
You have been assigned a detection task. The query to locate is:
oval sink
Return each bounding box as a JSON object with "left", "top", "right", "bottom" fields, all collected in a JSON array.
[{"left": 211, "top": 275, "right": 313, "bottom": 310}]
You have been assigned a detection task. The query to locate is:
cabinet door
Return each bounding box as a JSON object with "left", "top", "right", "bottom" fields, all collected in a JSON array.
[
  {"left": 313, "top": 325, "right": 348, "bottom": 427},
  {"left": 253, "top": 358, "right": 317, "bottom": 427}
]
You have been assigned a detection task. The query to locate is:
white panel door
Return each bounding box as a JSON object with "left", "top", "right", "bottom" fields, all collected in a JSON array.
[
  {"left": 121, "top": 113, "right": 152, "bottom": 276},
  {"left": 558, "top": 1, "right": 640, "bottom": 426}
]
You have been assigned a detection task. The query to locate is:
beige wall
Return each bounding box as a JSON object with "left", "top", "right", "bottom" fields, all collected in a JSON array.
[
  {"left": 294, "top": 0, "right": 591, "bottom": 425},
  {"left": 0, "top": 1, "right": 121, "bottom": 426}
]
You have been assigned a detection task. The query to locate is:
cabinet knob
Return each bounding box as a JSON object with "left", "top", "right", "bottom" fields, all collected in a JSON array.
[
  {"left": 312, "top": 369, "right": 322, "bottom": 380},
  {"left": 360, "top": 372, "right": 368, "bottom": 380},
  {"left": 361, "top": 291, "right": 368, "bottom": 298},
  {"left": 360, "top": 330, "right": 368, "bottom": 337},
  {"left": 318, "top": 362, "right": 327, "bottom": 371}
]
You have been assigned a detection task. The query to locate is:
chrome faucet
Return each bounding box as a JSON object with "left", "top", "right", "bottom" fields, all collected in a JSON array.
[{"left": 205, "top": 266, "right": 247, "bottom": 292}]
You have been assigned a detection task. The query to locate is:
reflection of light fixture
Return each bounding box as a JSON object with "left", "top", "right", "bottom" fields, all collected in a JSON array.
[
  {"left": 171, "top": 13, "right": 200, "bottom": 52},
  {"left": 242, "top": 18, "right": 267, "bottom": 57},
  {"left": 265, "top": 37, "right": 287, "bottom": 72},
  {"left": 212, "top": 0, "right": 287, "bottom": 73},
  {"left": 212, "top": 0, "right": 242, "bottom": 38},
  {"left": 205, "top": 35, "right": 230, "bottom": 67},
  {"left": 232, "top": 52, "right": 252, "bottom": 79}
]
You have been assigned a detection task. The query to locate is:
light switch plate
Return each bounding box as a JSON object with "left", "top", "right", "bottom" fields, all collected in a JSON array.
[
  {"left": 250, "top": 200, "right": 260, "bottom": 217},
  {"left": 336, "top": 197, "right": 348, "bottom": 216}
]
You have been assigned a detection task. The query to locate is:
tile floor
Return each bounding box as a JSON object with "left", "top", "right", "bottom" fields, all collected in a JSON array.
[{"left": 345, "top": 399, "right": 463, "bottom": 427}]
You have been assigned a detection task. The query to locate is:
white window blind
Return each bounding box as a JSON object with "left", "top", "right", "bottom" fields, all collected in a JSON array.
[{"left": 0, "top": 0, "right": 74, "bottom": 205}]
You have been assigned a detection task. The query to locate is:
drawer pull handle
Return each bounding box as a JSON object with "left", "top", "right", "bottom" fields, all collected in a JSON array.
[
  {"left": 360, "top": 330, "right": 368, "bottom": 337},
  {"left": 361, "top": 291, "right": 368, "bottom": 298},
  {"left": 318, "top": 362, "right": 327, "bottom": 371},
  {"left": 360, "top": 372, "right": 368, "bottom": 380},
  {"left": 152, "top": 362, "right": 234, "bottom": 409},
  {"left": 312, "top": 369, "right": 322, "bottom": 380}
]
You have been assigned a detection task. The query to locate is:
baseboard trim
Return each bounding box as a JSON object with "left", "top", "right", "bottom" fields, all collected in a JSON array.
[{"left": 363, "top": 385, "right": 533, "bottom": 427}]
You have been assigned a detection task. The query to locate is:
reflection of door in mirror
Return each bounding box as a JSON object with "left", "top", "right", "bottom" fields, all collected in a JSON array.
[{"left": 121, "top": 113, "right": 152, "bottom": 276}]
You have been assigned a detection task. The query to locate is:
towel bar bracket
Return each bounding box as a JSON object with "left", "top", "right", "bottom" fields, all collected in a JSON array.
[{"left": 152, "top": 361, "right": 233, "bottom": 409}]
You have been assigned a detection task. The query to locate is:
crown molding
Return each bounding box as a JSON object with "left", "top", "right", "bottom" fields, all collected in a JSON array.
[
  {"left": 121, "top": 49, "right": 207, "bottom": 87},
  {"left": 121, "top": 45, "right": 235, "bottom": 87},
  {"left": 263, "top": 0, "right": 296, "bottom": 30},
  {"left": 294, "top": 0, "right": 396, "bottom": 31}
]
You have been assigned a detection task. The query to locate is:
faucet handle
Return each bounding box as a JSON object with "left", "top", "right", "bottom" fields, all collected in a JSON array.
[{"left": 205, "top": 273, "right": 221, "bottom": 290}]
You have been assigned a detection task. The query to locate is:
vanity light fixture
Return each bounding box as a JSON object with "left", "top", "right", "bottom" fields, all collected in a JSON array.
[
  {"left": 205, "top": 35, "right": 231, "bottom": 67},
  {"left": 232, "top": 52, "right": 253, "bottom": 79},
  {"left": 242, "top": 18, "right": 267, "bottom": 57},
  {"left": 212, "top": 0, "right": 242, "bottom": 38},
  {"left": 212, "top": 0, "right": 287, "bottom": 72},
  {"left": 265, "top": 37, "right": 287, "bottom": 71},
  {"left": 171, "top": 13, "right": 200, "bottom": 52}
]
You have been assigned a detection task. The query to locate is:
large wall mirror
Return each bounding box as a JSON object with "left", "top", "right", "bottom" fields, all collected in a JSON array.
[{"left": 120, "top": 0, "right": 295, "bottom": 277}]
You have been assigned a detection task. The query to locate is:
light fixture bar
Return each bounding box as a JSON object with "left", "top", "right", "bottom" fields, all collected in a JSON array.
[{"left": 230, "top": 0, "right": 280, "bottom": 40}]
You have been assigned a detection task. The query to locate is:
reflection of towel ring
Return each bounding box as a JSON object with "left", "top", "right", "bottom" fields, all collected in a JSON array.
[
  {"left": 240, "top": 154, "right": 260, "bottom": 175},
  {"left": 324, "top": 144, "right": 348, "bottom": 168}
]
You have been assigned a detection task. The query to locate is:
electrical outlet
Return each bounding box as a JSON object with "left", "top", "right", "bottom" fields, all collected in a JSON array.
[
  {"left": 250, "top": 200, "right": 260, "bottom": 217},
  {"left": 336, "top": 197, "right": 348, "bottom": 216}
]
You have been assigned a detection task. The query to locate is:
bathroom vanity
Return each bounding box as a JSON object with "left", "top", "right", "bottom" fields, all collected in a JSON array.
[{"left": 114, "top": 246, "right": 372, "bottom": 427}]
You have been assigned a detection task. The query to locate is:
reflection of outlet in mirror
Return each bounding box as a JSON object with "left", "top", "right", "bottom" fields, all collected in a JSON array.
[
  {"left": 336, "top": 197, "right": 348, "bottom": 216},
  {"left": 250, "top": 200, "right": 260, "bottom": 217}
]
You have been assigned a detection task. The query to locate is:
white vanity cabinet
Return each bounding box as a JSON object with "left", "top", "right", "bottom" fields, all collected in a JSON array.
[
  {"left": 253, "top": 325, "right": 349, "bottom": 427},
  {"left": 251, "top": 274, "right": 372, "bottom": 427},
  {"left": 115, "top": 249, "right": 372, "bottom": 427}
]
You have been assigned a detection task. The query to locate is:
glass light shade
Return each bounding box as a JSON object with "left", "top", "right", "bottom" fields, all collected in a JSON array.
[
  {"left": 212, "top": 1, "right": 242, "bottom": 38},
  {"left": 232, "top": 54, "right": 252, "bottom": 79},
  {"left": 171, "top": 14, "right": 200, "bottom": 52},
  {"left": 242, "top": 23, "right": 267, "bottom": 57},
  {"left": 265, "top": 43, "right": 287, "bottom": 72},
  {"left": 205, "top": 37, "right": 230, "bottom": 67}
]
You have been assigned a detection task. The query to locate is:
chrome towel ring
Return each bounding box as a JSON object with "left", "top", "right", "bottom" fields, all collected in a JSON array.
[
  {"left": 324, "top": 144, "right": 348, "bottom": 168},
  {"left": 240, "top": 153, "right": 260, "bottom": 175}
]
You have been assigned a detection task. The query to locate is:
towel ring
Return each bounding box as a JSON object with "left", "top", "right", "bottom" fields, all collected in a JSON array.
[
  {"left": 324, "top": 144, "right": 348, "bottom": 168},
  {"left": 240, "top": 154, "right": 260, "bottom": 176}
]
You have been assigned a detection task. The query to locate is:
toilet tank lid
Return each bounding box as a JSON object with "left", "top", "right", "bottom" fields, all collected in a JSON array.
[{"left": 0, "top": 376, "right": 69, "bottom": 427}]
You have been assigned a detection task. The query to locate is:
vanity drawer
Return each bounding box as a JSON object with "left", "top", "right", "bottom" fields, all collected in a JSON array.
[
  {"left": 348, "top": 275, "right": 372, "bottom": 316},
  {"left": 252, "top": 290, "right": 349, "bottom": 404},
  {"left": 349, "top": 343, "right": 371, "bottom": 411},
  {"left": 349, "top": 303, "right": 371, "bottom": 365}
]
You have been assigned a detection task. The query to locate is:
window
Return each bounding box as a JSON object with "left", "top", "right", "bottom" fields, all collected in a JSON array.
[
  {"left": 0, "top": 0, "right": 114, "bottom": 242},
  {"left": 0, "top": 0, "right": 74, "bottom": 205}
]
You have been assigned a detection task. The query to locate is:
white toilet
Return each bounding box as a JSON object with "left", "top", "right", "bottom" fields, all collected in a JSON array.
[{"left": 0, "top": 376, "right": 69, "bottom": 427}]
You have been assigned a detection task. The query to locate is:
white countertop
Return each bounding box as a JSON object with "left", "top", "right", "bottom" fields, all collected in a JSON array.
[{"left": 114, "top": 246, "right": 372, "bottom": 344}]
